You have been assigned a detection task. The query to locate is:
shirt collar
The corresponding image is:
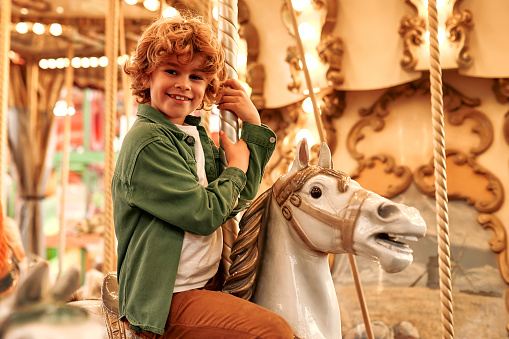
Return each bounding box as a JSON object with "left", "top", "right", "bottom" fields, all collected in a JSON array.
[{"left": 137, "top": 104, "right": 202, "bottom": 138}]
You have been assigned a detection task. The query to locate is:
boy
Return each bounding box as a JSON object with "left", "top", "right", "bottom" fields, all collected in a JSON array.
[{"left": 112, "top": 15, "right": 293, "bottom": 338}]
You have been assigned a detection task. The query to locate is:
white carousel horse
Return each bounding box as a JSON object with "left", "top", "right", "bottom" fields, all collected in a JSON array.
[{"left": 223, "top": 139, "right": 427, "bottom": 339}]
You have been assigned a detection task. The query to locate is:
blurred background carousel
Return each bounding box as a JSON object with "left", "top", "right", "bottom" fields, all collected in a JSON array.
[{"left": 0, "top": 0, "right": 508, "bottom": 338}]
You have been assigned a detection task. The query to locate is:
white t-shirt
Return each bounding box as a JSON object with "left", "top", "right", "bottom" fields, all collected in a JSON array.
[{"left": 173, "top": 124, "right": 223, "bottom": 293}]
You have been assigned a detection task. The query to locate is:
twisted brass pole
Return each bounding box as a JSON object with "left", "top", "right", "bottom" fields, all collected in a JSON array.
[
  {"left": 218, "top": 0, "right": 241, "bottom": 282},
  {"left": 218, "top": 0, "right": 240, "bottom": 155},
  {"left": 428, "top": 1, "right": 454, "bottom": 338}
]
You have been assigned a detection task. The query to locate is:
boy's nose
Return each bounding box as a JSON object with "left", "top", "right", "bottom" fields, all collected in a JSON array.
[{"left": 175, "top": 79, "right": 191, "bottom": 90}]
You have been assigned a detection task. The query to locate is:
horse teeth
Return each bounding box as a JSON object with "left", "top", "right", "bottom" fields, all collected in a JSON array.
[{"left": 388, "top": 234, "right": 418, "bottom": 242}]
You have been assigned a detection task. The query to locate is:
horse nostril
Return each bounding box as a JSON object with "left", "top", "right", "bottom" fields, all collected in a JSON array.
[{"left": 378, "top": 203, "right": 399, "bottom": 219}]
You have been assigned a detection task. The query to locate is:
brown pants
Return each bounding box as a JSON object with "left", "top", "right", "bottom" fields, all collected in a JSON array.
[{"left": 129, "top": 289, "right": 294, "bottom": 339}]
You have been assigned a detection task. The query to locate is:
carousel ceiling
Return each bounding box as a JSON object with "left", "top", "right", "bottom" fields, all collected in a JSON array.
[{"left": 9, "top": 0, "right": 209, "bottom": 60}]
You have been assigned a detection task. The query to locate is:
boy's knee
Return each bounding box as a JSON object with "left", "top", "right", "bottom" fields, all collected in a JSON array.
[{"left": 261, "top": 313, "right": 294, "bottom": 338}]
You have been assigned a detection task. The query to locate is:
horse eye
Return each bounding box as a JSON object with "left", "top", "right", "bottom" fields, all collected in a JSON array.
[{"left": 310, "top": 186, "right": 322, "bottom": 198}]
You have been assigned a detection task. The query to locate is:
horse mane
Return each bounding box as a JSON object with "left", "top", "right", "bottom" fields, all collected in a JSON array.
[{"left": 222, "top": 187, "right": 272, "bottom": 300}]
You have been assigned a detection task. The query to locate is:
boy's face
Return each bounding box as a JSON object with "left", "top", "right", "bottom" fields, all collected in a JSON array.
[{"left": 149, "top": 54, "right": 209, "bottom": 125}]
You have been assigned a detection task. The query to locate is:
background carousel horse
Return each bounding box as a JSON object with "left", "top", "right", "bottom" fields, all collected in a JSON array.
[
  {"left": 0, "top": 261, "right": 106, "bottom": 339},
  {"left": 223, "top": 139, "right": 427, "bottom": 339}
]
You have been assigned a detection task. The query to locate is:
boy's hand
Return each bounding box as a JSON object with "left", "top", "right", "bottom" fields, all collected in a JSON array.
[
  {"left": 220, "top": 130, "right": 250, "bottom": 173},
  {"left": 217, "top": 79, "right": 261, "bottom": 126}
]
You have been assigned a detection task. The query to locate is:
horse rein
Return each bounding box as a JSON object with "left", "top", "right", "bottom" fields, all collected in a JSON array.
[{"left": 273, "top": 165, "right": 371, "bottom": 254}]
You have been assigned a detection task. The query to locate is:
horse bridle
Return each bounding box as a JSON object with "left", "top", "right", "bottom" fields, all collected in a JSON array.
[{"left": 273, "top": 165, "right": 371, "bottom": 254}]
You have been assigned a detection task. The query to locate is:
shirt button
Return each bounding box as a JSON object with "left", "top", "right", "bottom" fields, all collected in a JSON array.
[
  {"left": 186, "top": 136, "right": 194, "bottom": 144},
  {"left": 269, "top": 137, "right": 276, "bottom": 143}
]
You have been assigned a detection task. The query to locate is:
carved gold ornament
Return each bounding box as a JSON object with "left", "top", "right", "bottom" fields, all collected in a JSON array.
[{"left": 399, "top": 0, "right": 474, "bottom": 71}]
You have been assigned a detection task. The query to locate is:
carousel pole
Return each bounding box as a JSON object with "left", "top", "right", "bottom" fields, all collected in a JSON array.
[
  {"left": 57, "top": 42, "right": 74, "bottom": 277},
  {"left": 103, "top": 0, "right": 120, "bottom": 275},
  {"left": 119, "top": 5, "right": 132, "bottom": 131},
  {"left": 218, "top": 0, "right": 240, "bottom": 152},
  {"left": 428, "top": 1, "right": 454, "bottom": 338},
  {"left": 284, "top": 1, "right": 373, "bottom": 338},
  {"left": 0, "top": 0, "right": 11, "bottom": 212},
  {"left": 217, "top": 0, "right": 240, "bottom": 280}
]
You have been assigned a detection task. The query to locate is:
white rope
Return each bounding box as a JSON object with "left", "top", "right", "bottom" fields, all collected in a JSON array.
[
  {"left": 284, "top": 1, "right": 373, "bottom": 338},
  {"left": 428, "top": 1, "right": 454, "bottom": 338}
]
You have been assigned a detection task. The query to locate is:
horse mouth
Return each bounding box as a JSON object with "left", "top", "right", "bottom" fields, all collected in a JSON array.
[{"left": 376, "top": 233, "right": 418, "bottom": 253}]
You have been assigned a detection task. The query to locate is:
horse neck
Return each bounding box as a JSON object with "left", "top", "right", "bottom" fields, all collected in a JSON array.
[{"left": 253, "top": 196, "right": 341, "bottom": 339}]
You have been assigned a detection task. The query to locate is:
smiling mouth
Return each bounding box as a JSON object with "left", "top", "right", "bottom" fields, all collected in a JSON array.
[{"left": 168, "top": 94, "right": 191, "bottom": 101}]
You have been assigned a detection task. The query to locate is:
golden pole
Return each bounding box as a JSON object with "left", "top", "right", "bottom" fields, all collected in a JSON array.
[
  {"left": 58, "top": 42, "right": 74, "bottom": 277},
  {"left": 0, "top": 0, "right": 10, "bottom": 212},
  {"left": 119, "top": 6, "right": 132, "bottom": 131},
  {"left": 285, "top": 1, "right": 373, "bottom": 338},
  {"left": 103, "top": 0, "right": 120, "bottom": 275}
]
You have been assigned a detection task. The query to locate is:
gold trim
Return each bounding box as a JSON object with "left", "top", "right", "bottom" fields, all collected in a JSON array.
[
  {"left": 447, "top": 108, "right": 493, "bottom": 155},
  {"left": 477, "top": 213, "right": 509, "bottom": 333},
  {"left": 492, "top": 78, "right": 509, "bottom": 146},
  {"left": 285, "top": 45, "right": 303, "bottom": 94},
  {"left": 400, "top": 0, "right": 474, "bottom": 70},
  {"left": 446, "top": 0, "right": 474, "bottom": 68},
  {"left": 317, "top": 35, "right": 344, "bottom": 89},
  {"left": 239, "top": 0, "right": 266, "bottom": 109},
  {"left": 414, "top": 149, "right": 504, "bottom": 213},
  {"left": 350, "top": 154, "right": 413, "bottom": 199},
  {"left": 399, "top": 0, "right": 426, "bottom": 71}
]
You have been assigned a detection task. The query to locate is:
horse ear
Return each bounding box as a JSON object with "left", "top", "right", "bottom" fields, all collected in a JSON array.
[
  {"left": 282, "top": 138, "right": 310, "bottom": 179},
  {"left": 318, "top": 142, "right": 332, "bottom": 169},
  {"left": 50, "top": 265, "right": 81, "bottom": 302},
  {"left": 14, "top": 261, "right": 50, "bottom": 307}
]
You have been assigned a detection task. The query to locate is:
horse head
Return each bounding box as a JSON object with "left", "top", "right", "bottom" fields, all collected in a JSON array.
[{"left": 274, "top": 138, "right": 426, "bottom": 273}]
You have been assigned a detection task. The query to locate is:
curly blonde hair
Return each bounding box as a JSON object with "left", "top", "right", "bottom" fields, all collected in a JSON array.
[{"left": 124, "top": 15, "right": 228, "bottom": 110}]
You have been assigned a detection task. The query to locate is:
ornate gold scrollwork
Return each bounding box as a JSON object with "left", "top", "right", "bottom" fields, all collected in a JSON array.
[
  {"left": 238, "top": 0, "right": 266, "bottom": 110},
  {"left": 282, "top": 0, "right": 343, "bottom": 93},
  {"left": 260, "top": 102, "right": 305, "bottom": 186},
  {"left": 359, "top": 78, "right": 429, "bottom": 117},
  {"left": 399, "top": 1, "right": 426, "bottom": 71},
  {"left": 285, "top": 45, "right": 303, "bottom": 94},
  {"left": 477, "top": 213, "right": 509, "bottom": 332},
  {"left": 349, "top": 77, "right": 499, "bottom": 204},
  {"left": 492, "top": 78, "right": 509, "bottom": 147},
  {"left": 260, "top": 89, "right": 345, "bottom": 187},
  {"left": 446, "top": 0, "right": 474, "bottom": 68},
  {"left": 478, "top": 214, "right": 509, "bottom": 282},
  {"left": 414, "top": 149, "right": 504, "bottom": 213},
  {"left": 350, "top": 154, "right": 413, "bottom": 199},
  {"left": 315, "top": 0, "right": 344, "bottom": 89},
  {"left": 319, "top": 89, "right": 345, "bottom": 154},
  {"left": 317, "top": 36, "right": 344, "bottom": 89},
  {"left": 447, "top": 109, "right": 493, "bottom": 155},
  {"left": 400, "top": 0, "right": 474, "bottom": 70}
]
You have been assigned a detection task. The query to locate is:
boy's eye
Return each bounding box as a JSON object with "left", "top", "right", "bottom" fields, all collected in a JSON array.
[
  {"left": 190, "top": 74, "right": 204, "bottom": 81},
  {"left": 165, "top": 69, "right": 178, "bottom": 75}
]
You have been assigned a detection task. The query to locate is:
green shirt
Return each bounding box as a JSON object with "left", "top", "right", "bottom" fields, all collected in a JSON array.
[{"left": 112, "top": 104, "right": 276, "bottom": 334}]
